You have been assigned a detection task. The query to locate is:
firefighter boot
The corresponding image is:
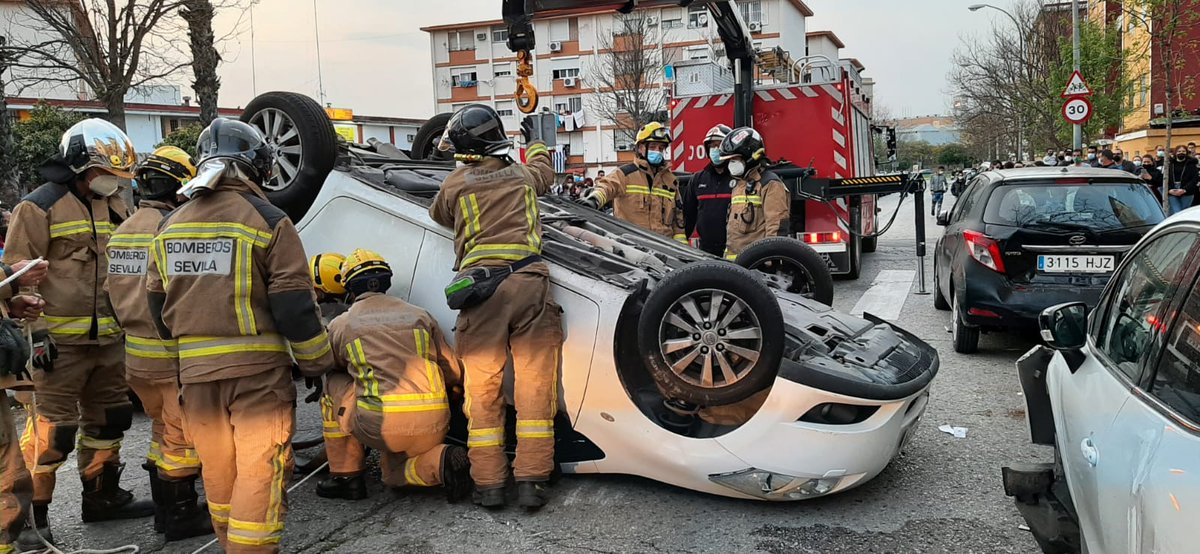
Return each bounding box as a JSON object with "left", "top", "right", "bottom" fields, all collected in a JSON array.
[
  {"left": 517, "top": 481, "right": 549, "bottom": 511},
  {"left": 145, "top": 463, "right": 166, "bottom": 533},
  {"left": 441, "top": 445, "right": 472, "bottom": 503},
  {"left": 16, "top": 502, "right": 52, "bottom": 551},
  {"left": 473, "top": 486, "right": 506, "bottom": 509},
  {"left": 161, "top": 476, "right": 214, "bottom": 542},
  {"left": 81, "top": 464, "right": 156, "bottom": 522},
  {"left": 316, "top": 473, "right": 368, "bottom": 501}
]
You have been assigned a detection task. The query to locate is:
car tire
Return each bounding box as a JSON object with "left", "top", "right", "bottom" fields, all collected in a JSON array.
[
  {"left": 637, "top": 261, "right": 784, "bottom": 406},
  {"left": 411, "top": 112, "right": 454, "bottom": 161},
  {"left": 241, "top": 92, "right": 338, "bottom": 222},
  {"left": 861, "top": 234, "right": 878, "bottom": 253},
  {"left": 952, "top": 293, "right": 979, "bottom": 353},
  {"left": 933, "top": 264, "right": 950, "bottom": 311},
  {"left": 734, "top": 237, "right": 834, "bottom": 306}
]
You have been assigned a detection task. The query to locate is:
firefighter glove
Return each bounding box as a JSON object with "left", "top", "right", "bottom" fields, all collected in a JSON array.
[
  {"left": 520, "top": 116, "right": 537, "bottom": 145},
  {"left": 304, "top": 376, "right": 323, "bottom": 403},
  {"left": 578, "top": 194, "right": 602, "bottom": 210},
  {"left": 31, "top": 330, "right": 56, "bottom": 373}
]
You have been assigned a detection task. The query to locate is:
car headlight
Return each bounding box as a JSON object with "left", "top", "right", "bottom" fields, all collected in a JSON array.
[{"left": 709, "top": 468, "right": 843, "bottom": 500}]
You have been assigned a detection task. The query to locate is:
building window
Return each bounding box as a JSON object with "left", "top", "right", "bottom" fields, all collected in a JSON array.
[
  {"left": 494, "top": 63, "right": 513, "bottom": 77},
  {"left": 552, "top": 67, "right": 581, "bottom": 80},
  {"left": 1139, "top": 76, "right": 1149, "bottom": 107},
  {"left": 686, "top": 47, "right": 710, "bottom": 61},
  {"left": 496, "top": 100, "right": 516, "bottom": 117},
  {"left": 688, "top": 5, "right": 709, "bottom": 29},
  {"left": 554, "top": 97, "right": 583, "bottom": 114},
  {"left": 739, "top": 1, "right": 763, "bottom": 24},
  {"left": 451, "top": 69, "right": 478, "bottom": 87},
  {"left": 662, "top": 18, "right": 683, "bottom": 29},
  {"left": 491, "top": 26, "right": 508, "bottom": 43},
  {"left": 447, "top": 30, "right": 475, "bottom": 52}
]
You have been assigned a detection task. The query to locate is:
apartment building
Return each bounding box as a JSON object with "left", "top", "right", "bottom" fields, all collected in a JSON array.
[{"left": 422, "top": 0, "right": 814, "bottom": 174}]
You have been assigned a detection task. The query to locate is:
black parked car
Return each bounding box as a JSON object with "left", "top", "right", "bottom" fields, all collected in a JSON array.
[{"left": 933, "top": 167, "right": 1166, "bottom": 353}]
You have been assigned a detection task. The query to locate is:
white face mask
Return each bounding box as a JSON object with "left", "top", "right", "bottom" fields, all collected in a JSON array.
[
  {"left": 728, "top": 159, "right": 746, "bottom": 177},
  {"left": 88, "top": 174, "right": 122, "bottom": 197}
]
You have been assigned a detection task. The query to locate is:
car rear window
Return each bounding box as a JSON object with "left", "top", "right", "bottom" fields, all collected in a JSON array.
[{"left": 983, "top": 182, "right": 1164, "bottom": 230}]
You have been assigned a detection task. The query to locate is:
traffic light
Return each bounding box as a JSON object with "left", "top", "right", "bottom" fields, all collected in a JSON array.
[{"left": 886, "top": 127, "right": 897, "bottom": 161}]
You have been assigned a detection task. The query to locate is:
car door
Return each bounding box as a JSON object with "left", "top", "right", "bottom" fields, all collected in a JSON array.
[
  {"left": 938, "top": 177, "right": 986, "bottom": 297},
  {"left": 1053, "top": 228, "right": 1200, "bottom": 553}
]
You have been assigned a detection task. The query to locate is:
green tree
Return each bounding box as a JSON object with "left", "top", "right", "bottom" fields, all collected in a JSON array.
[
  {"left": 897, "top": 140, "right": 937, "bottom": 170},
  {"left": 1049, "top": 19, "right": 1133, "bottom": 144},
  {"left": 936, "top": 143, "right": 972, "bottom": 167},
  {"left": 12, "top": 102, "right": 84, "bottom": 196},
  {"left": 158, "top": 124, "right": 205, "bottom": 158}
]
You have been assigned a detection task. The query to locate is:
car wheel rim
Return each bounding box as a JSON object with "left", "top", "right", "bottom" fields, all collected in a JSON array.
[
  {"left": 748, "top": 256, "right": 818, "bottom": 298},
  {"left": 658, "top": 288, "right": 763, "bottom": 388},
  {"left": 248, "top": 107, "right": 302, "bottom": 192}
]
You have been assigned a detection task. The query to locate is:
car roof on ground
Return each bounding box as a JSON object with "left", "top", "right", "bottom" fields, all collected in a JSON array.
[{"left": 981, "top": 166, "right": 1144, "bottom": 183}]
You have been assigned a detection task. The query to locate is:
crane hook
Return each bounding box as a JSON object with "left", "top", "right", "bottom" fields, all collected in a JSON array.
[{"left": 515, "top": 50, "right": 538, "bottom": 113}]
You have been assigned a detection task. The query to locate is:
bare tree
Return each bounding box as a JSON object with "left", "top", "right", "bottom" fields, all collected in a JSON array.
[
  {"left": 587, "top": 14, "right": 676, "bottom": 144},
  {"left": 181, "top": 0, "right": 220, "bottom": 125},
  {"left": 2, "top": 0, "right": 190, "bottom": 130},
  {"left": 0, "top": 36, "right": 17, "bottom": 197}
]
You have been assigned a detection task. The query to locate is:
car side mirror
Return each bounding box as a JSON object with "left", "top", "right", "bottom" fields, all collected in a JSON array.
[
  {"left": 1039, "top": 302, "right": 1089, "bottom": 371},
  {"left": 936, "top": 210, "right": 950, "bottom": 226}
]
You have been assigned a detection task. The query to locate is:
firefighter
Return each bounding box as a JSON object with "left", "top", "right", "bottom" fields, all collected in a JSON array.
[
  {"left": 581, "top": 122, "right": 686, "bottom": 241},
  {"left": 682, "top": 124, "right": 733, "bottom": 256},
  {"left": 309, "top": 252, "right": 350, "bottom": 324},
  {"left": 720, "top": 127, "right": 791, "bottom": 260},
  {"left": 428, "top": 105, "right": 563, "bottom": 510},
  {"left": 2, "top": 118, "right": 153, "bottom": 548},
  {"left": 146, "top": 119, "right": 333, "bottom": 553},
  {"left": 105, "top": 145, "right": 213, "bottom": 541},
  {"left": 316, "top": 249, "right": 470, "bottom": 502},
  {"left": 0, "top": 258, "right": 49, "bottom": 554}
]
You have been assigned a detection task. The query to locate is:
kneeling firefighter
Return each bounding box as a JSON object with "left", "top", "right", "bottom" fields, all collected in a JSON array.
[
  {"left": 146, "top": 119, "right": 333, "bottom": 553},
  {"left": 3, "top": 119, "right": 151, "bottom": 549},
  {"left": 429, "top": 105, "right": 564, "bottom": 510},
  {"left": 582, "top": 122, "right": 686, "bottom": 242},
  {"left": 317, "top": 249, "right": 470, "bottom": 501},
  {"left": 106, "top": 146, "right": 212, "bottom": 541},
  {"left": 720, "top": 127, "right": 791, "bottom": 260}
]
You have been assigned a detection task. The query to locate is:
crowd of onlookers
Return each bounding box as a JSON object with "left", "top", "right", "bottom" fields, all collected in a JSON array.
[
  {"left": 975, "top": 141, "right": 1200, "bottom": 215},
  {"left": 549, "top": 169, "right": 606, "bottom": 200}
]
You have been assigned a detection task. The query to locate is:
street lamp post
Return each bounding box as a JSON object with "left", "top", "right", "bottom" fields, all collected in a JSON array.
[
  {"left": 969, "top": 3, "right": 1027, "bottom": 161},
  {"left": 1071, "top": 0, "right": 1081, "bottom": 150}
]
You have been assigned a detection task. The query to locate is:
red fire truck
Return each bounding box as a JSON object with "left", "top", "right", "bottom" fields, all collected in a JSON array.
[{"left": 670, "top": 62, "right": 880, "bottom": 278}]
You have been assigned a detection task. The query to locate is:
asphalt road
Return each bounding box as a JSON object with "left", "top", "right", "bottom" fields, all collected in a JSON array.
[{"left": 13, "top": 190, "right": 1049, "bottom": 553}]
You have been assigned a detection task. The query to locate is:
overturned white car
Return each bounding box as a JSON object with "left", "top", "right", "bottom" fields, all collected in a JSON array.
[{"left": 242, "top": 92, "right": 937, "bottom": 500}]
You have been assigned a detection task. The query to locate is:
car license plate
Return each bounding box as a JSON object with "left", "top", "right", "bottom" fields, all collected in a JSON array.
[{"left": 1037, "top": 255, "right": 1114, "bottom": 273}]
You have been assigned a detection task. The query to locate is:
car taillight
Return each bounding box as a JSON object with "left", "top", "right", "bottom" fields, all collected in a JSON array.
[
  {"left": 963, "top": 230, "right": 1006, "bottom": 273},
  {"left": 803, "top": 231, "right": 843, "bottom": 244}
]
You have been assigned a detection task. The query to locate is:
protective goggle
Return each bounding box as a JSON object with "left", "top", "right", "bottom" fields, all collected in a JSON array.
[{"left": 642, "top": 127, "right": 671, "bottom": 143}]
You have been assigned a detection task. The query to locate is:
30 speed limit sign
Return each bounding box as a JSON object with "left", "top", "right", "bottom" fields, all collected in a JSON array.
[{"left": 1062, "top": 97, "right": 1093, "bottom": 125}]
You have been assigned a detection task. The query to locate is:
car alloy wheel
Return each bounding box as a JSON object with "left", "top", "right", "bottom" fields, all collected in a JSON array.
[
  {"left": 248, "top": 107, "right": 304, "bottom": 192},
  {"left": 658, "top": 288, "right": 764, "bottom": 388}
]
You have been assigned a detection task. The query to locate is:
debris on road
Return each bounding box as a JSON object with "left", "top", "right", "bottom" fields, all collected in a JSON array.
[{"left": 938, "top": 424, "right": 969, "bottom": 438}]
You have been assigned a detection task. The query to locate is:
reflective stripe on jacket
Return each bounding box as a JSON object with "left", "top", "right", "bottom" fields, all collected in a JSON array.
[
  {"left": 328, "top": 293, "right": 461, "bottom": 436},
  {"left": 593, "top": 159, "right": 685, "bottom": 241},
  {"left": 145, "top": 179, "right": 332, "bottom": 383},
  {"left": 3, "top": 182, "right": 129, "bottom": 345},
  {"left": 724, "top": 167, "right": 791, "bottom": 259},
  {"left": 429, "top": 143, "right": 555, "bottom": 271},
  {"left": 106, "top": 200, "right": 178, "bottom": 379}
]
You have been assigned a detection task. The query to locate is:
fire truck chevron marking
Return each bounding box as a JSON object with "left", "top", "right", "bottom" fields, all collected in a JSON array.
[
  {"left": 833, "top": 129, "right": 846, "bottom": 147},
  {"left": 756, "top": 90, "right": 774, "bottom": 102},
  {"left": 831, "top": 107, "right": 845, "bottom": 126},
  {"left": 713, "top": 94, "right": 732, "bottom": 107},
  {"left": 778, "top": 88, "right": 797, "bottom": 100},
  {"left": 672, "top": 97, "right": 692, "bottom": 119},
  {"left": 800, "top": 87, "right": 818, "bottom": 98},
  {"left": 822, "top": 84, "right": 843, "bottom": 103},
  {"left": 695, "top": 95, "right": 712, "bottom": 109}
]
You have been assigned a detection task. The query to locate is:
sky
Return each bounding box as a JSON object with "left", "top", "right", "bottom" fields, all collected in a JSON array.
[{"left": 209, "top": 0, "right": 1001, "bottom": 120}]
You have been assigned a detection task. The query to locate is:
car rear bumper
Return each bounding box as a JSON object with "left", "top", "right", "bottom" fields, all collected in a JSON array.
[{"left": 960, "top": 265, "right": 1104, "bottom": 327}]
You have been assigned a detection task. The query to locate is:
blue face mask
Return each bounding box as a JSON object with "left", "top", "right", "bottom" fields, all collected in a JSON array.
[
  {"left": 709, "top": 148, "right": 722, "bottom": 165},
  {"left": 647, "top": 150, "right": 664, "bottom": 166}
]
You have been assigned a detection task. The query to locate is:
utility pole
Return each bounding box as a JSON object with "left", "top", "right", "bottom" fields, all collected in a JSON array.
[
  {"left": 1071, "top": 0, "right": 1082, "bottom": 150},
  {"left": 250, "top": 5, "right": 257, "bottom": 96},
  {"left": 313, "top": 0, "right": 326, "bottom": 105}
]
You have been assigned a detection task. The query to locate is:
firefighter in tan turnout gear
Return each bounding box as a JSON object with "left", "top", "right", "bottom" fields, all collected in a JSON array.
[
  {"left": 582, "top": 122, "right": 686, "bottom": 242},
  {"left": 719, "top": 127, "right": 791, "bottom": 259},
  {"left": 316, "top": 249, "right": 471, "bottom": 502},
  {"left": 146, "top": 119, "right": 333, "bottom": 553},
  {"left": 429, "top": 104, "right": 564, "bottom": 510},
  {"left": 2, "top": 119, "right": 154, "bottom": 549},
  {"left": 0, "top": 258, "right": 50, "bottom": 554},
  {"left": 106, "top": 145, "right": 213, "bottom": 542}
]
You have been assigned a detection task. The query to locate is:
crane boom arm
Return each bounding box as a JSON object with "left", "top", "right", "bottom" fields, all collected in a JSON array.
[{"left": 500, "top": 0, "right": 756, "bottom": 126}]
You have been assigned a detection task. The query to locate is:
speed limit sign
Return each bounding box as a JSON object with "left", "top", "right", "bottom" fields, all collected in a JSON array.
[{"left": 1062, "top": 97, "right": 1093, "bottom": 125}]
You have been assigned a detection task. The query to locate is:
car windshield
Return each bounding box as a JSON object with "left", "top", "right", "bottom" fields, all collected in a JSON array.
[{"left": 983, "top": 182, "right": 1164, "bottom": 230}]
